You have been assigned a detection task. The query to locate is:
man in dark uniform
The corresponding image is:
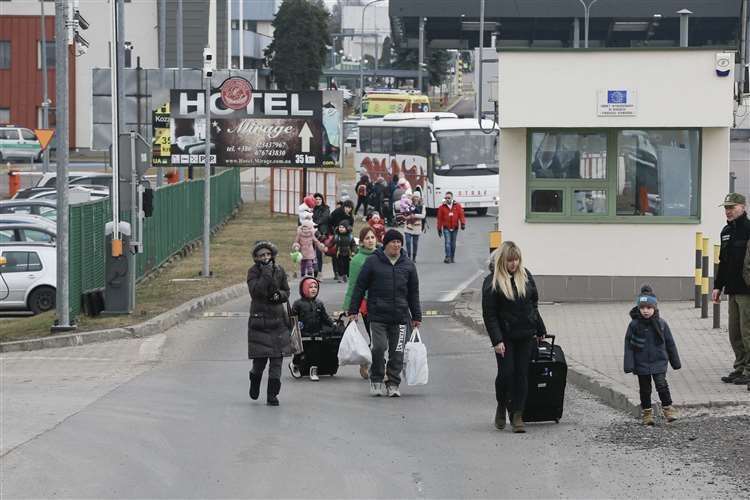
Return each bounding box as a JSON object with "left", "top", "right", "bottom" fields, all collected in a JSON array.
[{"left": 713, "top": 193, "right": 750, "bottom": 388}]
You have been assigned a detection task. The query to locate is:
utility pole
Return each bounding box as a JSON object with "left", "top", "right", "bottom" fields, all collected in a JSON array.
[
  {"left": 53, "top": 0, "right": 71, "bottom": 331},
  {"left": 202, "top": 46, "right": 215, "bottom": 279},
  {"left": 477, "top": 0, "right": 484, "bottom": 120},
  {"left": 158, "top": 0, "right": 166, "bottom": 187},
  {"left": 239, "top": 0, "right": 244, "bottom": 69},
  {"left": 359, "top": 0, "right": 385, "bottom": 119},
  {"left": 418, "top": 17, "right": 425, "bottom": 92},
  {"left": 40, "top": 0, "right": 50, "bottom": 173},
  {"left": 177, "top": 0, "right": 184, "bottom": 182}
]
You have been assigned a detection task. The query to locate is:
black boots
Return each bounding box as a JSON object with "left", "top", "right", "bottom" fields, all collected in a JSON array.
[
  {"left": 494, "top": 402, "right": 506, "bottom": 430},
  {"left": 267, "top": 378, "right": 281, "bottom": 406},
  {"left": 249, "top": 370, "right": 262, "bottom": 400}
]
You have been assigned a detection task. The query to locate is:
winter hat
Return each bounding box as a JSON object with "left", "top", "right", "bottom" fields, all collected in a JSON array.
[
  {"left": 382, "top": 229, "right": 404, "bottom": 247},
  {"left": 252, "top": 240, "right": 278, "bottom": 259},
  {"left": 637, "top": 285, "right": 658, "bottom": 308},
  {"left": 303, "top": 195, "right": 316, "bottom": 208},
  {"left": 299, "top": 276, "right": 320, "bottom": 299}
]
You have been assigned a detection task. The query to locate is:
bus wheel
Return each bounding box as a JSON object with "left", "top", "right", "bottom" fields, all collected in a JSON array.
[{"left": 475, "top": 208, "right": 488, "bottom": 216}]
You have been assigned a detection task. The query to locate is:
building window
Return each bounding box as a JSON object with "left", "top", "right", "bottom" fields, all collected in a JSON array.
[
  {"left": 526, "top": 129, "right": 700, "bottom": 222},
  {"left": 37, "top": 41, "right": 55, "bottom": 69},
  {"left": 0, "top": 41, "right": 10, "bottom": 69},
  {"left": 243, "top": 20, "right": 257, "bottom": 32},
  {"left": 231, "top": 20, "right": 240, "bottom": 30},
  {"left": 0, "top": 108, "right": 9, "bottom": 124}
]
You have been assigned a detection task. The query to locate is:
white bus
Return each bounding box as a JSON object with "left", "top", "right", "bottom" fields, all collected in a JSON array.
[{"left": 355, "top": 113, "right": 499, "bottom": 215}]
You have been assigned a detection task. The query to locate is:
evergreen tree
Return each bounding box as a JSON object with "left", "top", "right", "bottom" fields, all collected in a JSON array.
[{"left": 265, "top": 0, "right": 331, "bottom": 90}]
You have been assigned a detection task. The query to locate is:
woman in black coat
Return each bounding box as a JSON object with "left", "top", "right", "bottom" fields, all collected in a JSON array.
[
  {"left": 247, "top": 240, "right": 293, "bottom": 406},
  {"left": 312, "top": 193, "right": 331, "bottom": 277},
  {"left": 481, "top": 241, "right": 546, "bottom": 433}
]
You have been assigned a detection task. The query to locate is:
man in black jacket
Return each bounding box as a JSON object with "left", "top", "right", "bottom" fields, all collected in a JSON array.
[
  {"left": 348, "top": 229, "right": 422, "bottom": 397},
  {"left": 713, "top": 193, "right": 750, "bottom": 387}
]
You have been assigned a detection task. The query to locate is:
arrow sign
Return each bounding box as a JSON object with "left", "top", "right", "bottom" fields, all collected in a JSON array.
[
  {"left": 34, "top": 129, "right": 55, "bottom": 151},
  {"left": 299, "top": 122, "right": 313, "bottom": 153}
]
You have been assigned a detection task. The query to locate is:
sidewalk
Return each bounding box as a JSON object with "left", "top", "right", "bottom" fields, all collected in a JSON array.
[{"left": 453, "top": 289, "right": 750, "bottom": 415}]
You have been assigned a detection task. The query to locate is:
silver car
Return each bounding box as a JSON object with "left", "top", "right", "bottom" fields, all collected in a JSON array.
[{"left": 0, "top": 243, "right": 56, "bottom": 314}]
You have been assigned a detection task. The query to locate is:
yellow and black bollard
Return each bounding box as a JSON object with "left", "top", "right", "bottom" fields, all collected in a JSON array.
[
  {"left": 694, "top": 232, "right": 703, "bottom": 309},
  {"left": 489, "top": 230, "right": 502, "bottom": 254},
  {"left": 701, "top": 237, "right": 709, "bottom": 319},
  {"left": 713, "top": 244, "right": 721, "bottom": 329}
]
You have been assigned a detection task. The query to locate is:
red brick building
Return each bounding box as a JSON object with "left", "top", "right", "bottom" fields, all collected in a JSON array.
[{"left": 0, "top": 15, "right": 76, "bottom": 146}]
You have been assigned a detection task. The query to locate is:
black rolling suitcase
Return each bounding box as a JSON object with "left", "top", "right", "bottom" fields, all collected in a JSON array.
[
  {"left": 523, "top": 334, "right": 567, "bottom": 423},
  {"left": 293, "top": 316, "right": 345, "bottom": 378}
]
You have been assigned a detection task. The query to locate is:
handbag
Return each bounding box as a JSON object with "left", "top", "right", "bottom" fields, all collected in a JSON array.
[{"left": 286, "top": 302, "right": 304, "bottom": 355}]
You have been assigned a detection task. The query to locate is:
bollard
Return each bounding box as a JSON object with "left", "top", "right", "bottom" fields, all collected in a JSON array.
[
  {"left": 713, "top": 244, "right": 721, "bottom": 329},
  {"left": 701, "top": 237, "right": 709, "bottom": 319},
  {"left": 7, "top": 170, "right": 20, "bottom": 198},
  {"left": 694, "top": 232, "right": 703, "bottom": 308},
  {"left": 489, "top": 230, "right": 502, "bottom": 254}
]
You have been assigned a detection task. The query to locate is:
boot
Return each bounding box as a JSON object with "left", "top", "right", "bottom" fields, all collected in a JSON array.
[
  {"left": 267, "top": 378, "right": 281, "bottom": 406},
  {"left": 642, "top": 408, "right": 655, "bottom": 426},
  {"left": 662, "top": 405, "right": 677, "bottom": 423},
  {"left": 511, "top": 412, "right": 526, "bottom": 433},
  {"left": 248, "top": 370, "right": 262, "bottom": 400},
  {"left": 494, "top": 402, "right": 506, "bottom": 430}
]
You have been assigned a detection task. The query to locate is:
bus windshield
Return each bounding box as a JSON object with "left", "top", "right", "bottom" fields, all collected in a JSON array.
[{"left": 434, "top": 130, "right": 498, "bottom": 174}]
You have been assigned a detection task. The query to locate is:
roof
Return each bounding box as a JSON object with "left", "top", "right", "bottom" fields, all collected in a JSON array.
[{"left": 359, "top": 115, "right": 498, "bottom": 131}]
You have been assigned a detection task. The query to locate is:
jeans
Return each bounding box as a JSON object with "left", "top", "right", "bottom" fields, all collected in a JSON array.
[
  {"left": 728, "top": 294, "right": 750, "bottom": 375},
  {"left": 443, "top": 229, "right": 458, "bottom": 259},
  {"left": 494, "top": 337, "right": 535, "bottom": 413},
  {"left": 315, "top": 247, "right": 324, "bottom": 273},
  {"left": 637, "top": 372, "right": 672, "bottom": 409},
  {"left": 405, "top": 233, "right": 420, "bottom": 261},
  {"left": 300, "top": 259, "right": 316, "bottom": 277},
  {"left": 370, "top": 321, "right": 408, "bottom": 386}
]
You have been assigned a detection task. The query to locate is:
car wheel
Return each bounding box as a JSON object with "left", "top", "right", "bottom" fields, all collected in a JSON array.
[
  {"left": 475, "top": 207, "right": 488, "bottom": 216},
  {"left": 28, "top": 286, "right": 55, "bottom": 314}
]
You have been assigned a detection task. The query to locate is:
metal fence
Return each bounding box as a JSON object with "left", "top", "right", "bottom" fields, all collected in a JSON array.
[{"left": 68, "top": 169, "right": 241, "bottom": 319}]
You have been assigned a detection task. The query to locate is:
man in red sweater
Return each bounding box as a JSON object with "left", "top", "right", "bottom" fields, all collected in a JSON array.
[{"left": 436, "top": 191, "right": 466, "bottom": 263}]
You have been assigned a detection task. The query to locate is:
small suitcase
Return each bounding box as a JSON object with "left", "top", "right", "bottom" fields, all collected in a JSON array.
[
  {"left": 293, "top": 316, "right": 345, "bottom": 378},
  {"left": 523, "top": 334, "right": 567, "bottom": 423}
]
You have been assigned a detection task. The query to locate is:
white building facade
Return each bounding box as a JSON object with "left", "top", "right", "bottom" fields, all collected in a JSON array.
[{"left": 496, "top": 49, "right": 734, "bottom": 301}]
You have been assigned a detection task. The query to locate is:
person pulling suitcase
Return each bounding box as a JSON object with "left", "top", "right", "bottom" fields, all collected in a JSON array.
[
  {"left": 289, "top": 277, "right": 340, "bottom": 381},
  {"left": 481, "top": 241, "right": 546, "bottom": 433}
]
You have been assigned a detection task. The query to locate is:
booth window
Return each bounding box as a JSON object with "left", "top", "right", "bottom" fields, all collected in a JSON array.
[{"left": 527, "top": 129, "right": 700, "bottom": 222}]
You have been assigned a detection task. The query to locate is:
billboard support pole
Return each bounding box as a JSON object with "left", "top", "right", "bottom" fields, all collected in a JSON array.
[{"left": 202, "top": 81, "right": 211, "bottom": 278}]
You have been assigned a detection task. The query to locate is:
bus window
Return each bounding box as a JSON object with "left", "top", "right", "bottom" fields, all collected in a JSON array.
[
  {"left": 381, "top": 128, "right": 393, "bottom": 152},
  {"left": 359, "top": 127, "right": 371, "bottom": 151},
  {"left": 371, "top": 127, "right": 383, "bottom": 153},
  {"left": 416, "top": 129, "right": 431, "bottom": 156},
  {"left": 402, "top": 128, "right": 416, "bottom": 154},
  {"left": 393, "top": 127, "right": 405, "bottom": 153}
]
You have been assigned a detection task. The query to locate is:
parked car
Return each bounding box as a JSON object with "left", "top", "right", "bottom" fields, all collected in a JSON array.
[
  {"left": 0, "top": 213, "right": 57, "bottom": 232},
  {"left": 13, "top": 185, "right": 109, "bottom": 203},
  {"left": 0, "top": 223, "right": 56, "bottom": 244},
  {"left": 0, "top": 243, "right": 56, "bottom": 314},
  {"left": 0, "top": 125, "right": 42, "bottom": 162},
  {"left": 0, "top": 200, "right": 57, "bottom": 221},
  {"left": 36, "top": 171, "right": 112, "bottom": 191}
]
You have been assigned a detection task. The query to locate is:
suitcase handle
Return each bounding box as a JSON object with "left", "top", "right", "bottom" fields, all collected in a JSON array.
[{"left": 539, "top": 333, "right": 555, "bottom": 350}]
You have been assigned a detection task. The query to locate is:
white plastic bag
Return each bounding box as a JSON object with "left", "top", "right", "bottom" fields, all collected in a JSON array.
[
  {"left": 337, "top": 320, "right": 372, "bottom": 366},
  {"left": 403, "top": 328, "right": 428, "bottom": 386}
]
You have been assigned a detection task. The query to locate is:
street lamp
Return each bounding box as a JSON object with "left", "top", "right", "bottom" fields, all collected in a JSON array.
[
  {"left": 359, "top": 0, "right": 386, "bottom": 119},
  {"left": 578, "top": 0, "right": 599, "bottom": 48}
]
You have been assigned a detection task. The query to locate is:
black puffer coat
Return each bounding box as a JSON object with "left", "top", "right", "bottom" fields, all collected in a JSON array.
[
  {"left": 481, "top": 267, "right": 546, "bottom": 346},
  {"left": 246, "top": 262, "right": 293, "bottom": 358},
  {"left": 624, "top": 307, "right": 681, "bottom": 375},
  {"left": 292, "top": 279, "right": 335, "bottom": 336},
  {"left": 313, "top": 204, "right": 331, "bottom": 236},
  {"left": 715, "top": 212, "right": 750, "bottom": 295},
  {"left": 347, "top": 248, "right": 421, "bottom": 324}
]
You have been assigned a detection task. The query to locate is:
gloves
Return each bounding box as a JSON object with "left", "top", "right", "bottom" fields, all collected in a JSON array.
[{"left": 461, "top": 224, "right": 466, "bottom": 231}]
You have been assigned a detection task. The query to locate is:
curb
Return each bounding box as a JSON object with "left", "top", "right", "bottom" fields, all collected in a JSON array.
[
  {"left": 452, "top": 288, "right": 649, "bottom": 417},
  {"left": 0, "top": 283, "right": 248, "bottom": 353}
]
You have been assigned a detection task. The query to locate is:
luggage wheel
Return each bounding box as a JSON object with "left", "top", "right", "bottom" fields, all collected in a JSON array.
[{"left": 555, "top": 419, "right": 560, "bottom": 423}]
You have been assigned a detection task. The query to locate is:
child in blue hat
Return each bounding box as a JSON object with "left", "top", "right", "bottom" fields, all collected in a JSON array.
[{"left": 624, "top": 285, "right": 682, "bottom": 425}]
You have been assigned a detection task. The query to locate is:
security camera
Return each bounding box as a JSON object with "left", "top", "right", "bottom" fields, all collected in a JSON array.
[{"left": 203, "top": 47, "right": 215, "bottom": 64}]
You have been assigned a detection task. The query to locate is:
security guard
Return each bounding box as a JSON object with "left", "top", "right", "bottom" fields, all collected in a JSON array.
[{"left": 713, "top": 193, "right": 750, "bottom": 388}]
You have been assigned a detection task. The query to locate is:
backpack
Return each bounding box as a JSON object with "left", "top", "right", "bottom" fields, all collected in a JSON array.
[{"left": 357, "top": 184, "right": 367, "bottom": 197}]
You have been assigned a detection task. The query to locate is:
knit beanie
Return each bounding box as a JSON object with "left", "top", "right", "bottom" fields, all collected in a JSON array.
[
  {"left": 637, "top": 285, "right": 658, "bottom": 308},
  {"left": 303, "top": 195, "right": 316, "bottom": 208},
  {"left": 382, "top": 229, "right": 404, "bottom": 247}
]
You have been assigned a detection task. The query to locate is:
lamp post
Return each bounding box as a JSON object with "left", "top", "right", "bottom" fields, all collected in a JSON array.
[
  {"left": 359, "top": 0, "right": 385, "bottom": 119},
  {"left": 578, "top": 0, "right": 599, "bottom": 48}
]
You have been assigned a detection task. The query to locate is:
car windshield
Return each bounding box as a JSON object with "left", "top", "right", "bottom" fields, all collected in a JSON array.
[{"left": 434, "top": 130, "right": 498, "bottom": 175}]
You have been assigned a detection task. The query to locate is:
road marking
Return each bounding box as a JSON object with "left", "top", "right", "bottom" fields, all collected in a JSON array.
[
  {"left": 437, "top": 268, "right": 484, "bottom": 302},
  {"left": 0, "top": 356, "right": 114, "bottom": 361}
]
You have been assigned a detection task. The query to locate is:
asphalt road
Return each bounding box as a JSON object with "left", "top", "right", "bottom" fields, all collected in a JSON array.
[{"left": 0, "top": 212, "right": 742, "bottom": 498}]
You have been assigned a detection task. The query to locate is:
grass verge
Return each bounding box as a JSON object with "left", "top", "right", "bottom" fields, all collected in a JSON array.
[{"left": 0, "top": 201, "right": 298, "bottom": 343}]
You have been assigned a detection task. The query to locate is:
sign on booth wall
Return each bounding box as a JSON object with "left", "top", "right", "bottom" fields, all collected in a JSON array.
[
  {"left": 169, "top": 87, "right": 326, "bottom": 167},
  {"left": 597, "top": 89, "right": 637, "bottom": 117}
]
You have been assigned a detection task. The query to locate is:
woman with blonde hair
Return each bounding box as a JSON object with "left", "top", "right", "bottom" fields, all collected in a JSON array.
[{"left": 481, "top": 241, "right": 546, "bottom": 433}]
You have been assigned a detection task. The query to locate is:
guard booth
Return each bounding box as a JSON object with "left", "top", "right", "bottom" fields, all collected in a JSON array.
[{"left": 496, "top": 48, "right": 734, "bottom": 301}]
